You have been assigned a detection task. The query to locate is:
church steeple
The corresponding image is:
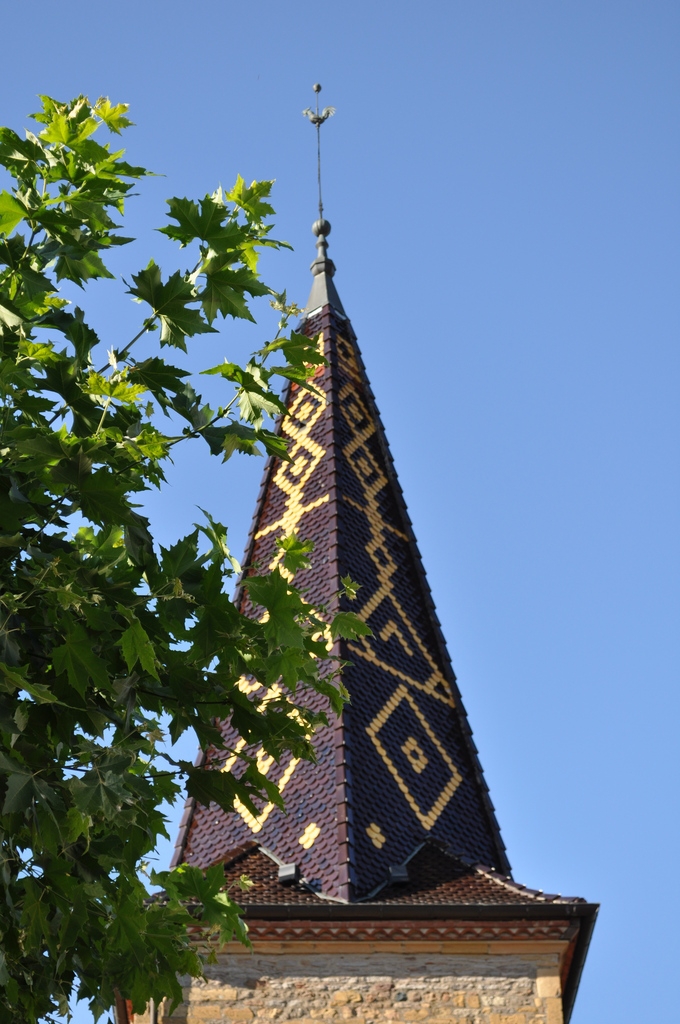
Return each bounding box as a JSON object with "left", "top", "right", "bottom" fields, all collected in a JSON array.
[
  {"left": 168, "top": 94, "right": 597, "bottom": 1024},
  {"left": 172, "top": 131, "right": 510, "bottom": 895}
]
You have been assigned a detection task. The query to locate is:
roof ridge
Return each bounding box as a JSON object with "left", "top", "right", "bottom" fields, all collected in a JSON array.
[{"left": 216, "top": 841, "right": 259, "bottom": 871}]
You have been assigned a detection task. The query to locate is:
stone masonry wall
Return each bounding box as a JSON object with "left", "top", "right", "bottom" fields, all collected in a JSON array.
[{"left": 141, "top": 951, "right": 564, "bottom": 1024}]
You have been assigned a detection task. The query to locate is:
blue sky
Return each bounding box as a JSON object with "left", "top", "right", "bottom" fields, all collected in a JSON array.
[{"left": 3, "top": 1, "right": 679, "bottom": 1021}]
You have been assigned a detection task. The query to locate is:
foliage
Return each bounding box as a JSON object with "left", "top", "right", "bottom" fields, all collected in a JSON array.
[{"left": 0, "top": 95, "right": 363, "bottom": 1022}]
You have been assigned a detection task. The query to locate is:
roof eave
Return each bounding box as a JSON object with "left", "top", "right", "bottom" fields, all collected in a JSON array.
[
  {"left": 563, "top": 902, "right": 599, "bottom": 1024},
  {"left": 239, "top": 900, "right": 599, "bottom": 921}
]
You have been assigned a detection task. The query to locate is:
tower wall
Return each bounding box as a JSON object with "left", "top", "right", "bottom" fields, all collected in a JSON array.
[{"left": 143, "top": 947, "right": 566, "bottom": 1024}]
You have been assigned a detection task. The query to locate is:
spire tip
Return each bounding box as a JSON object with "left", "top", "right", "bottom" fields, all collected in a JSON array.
[{"left": 302, "top": 86, "right": 344, "bottom": 316}]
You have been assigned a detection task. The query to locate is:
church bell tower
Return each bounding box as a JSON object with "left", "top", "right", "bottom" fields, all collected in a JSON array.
[{"left": 158, "top": 88, "right": 597, "bottom": 1024}]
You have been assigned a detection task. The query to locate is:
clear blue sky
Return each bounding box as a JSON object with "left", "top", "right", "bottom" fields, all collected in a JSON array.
[{"left": 3, "top": 2, "right": 678, "bottom": 1021}]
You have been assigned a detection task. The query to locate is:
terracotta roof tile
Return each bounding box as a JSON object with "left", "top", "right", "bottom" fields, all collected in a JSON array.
[
  {"left": 366, "top": 841, "right": 586, "bottom": 905},
  {"left": 220, "top": 840, "right": 585, "bottom": 908},
  {"left": 221, "top": 843, "right": 338, "bottom": 905}
]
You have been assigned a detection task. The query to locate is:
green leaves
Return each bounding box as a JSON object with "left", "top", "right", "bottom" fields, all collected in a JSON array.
[
  {"left": 78, "top": 469, "right": 136, "bottom": 525},
  {"left": 0, "top": 91, "right": 353, "bottom": 1024},
  {"left": 160, "top": 194, "right": 241, "bottom": 249},
  {"left": 0, "top": 127, "right": 45, "bottom": 175},
  {"left": 21, "top": 879, "right": 54, "bottom": 957},
  {"left": 52, "top": 625, "right": 110, "bottom": 694},
  {"left": 330, "top": 611, "right": 373, "bottom": 641},
  {"left": 0, "top": 191, "right": 25, "bottom": 235},
  {"left": 276, "top": 533, "right": 315, "bottom": 572},
  {"left": 200, "top": 262, "right": 269, "bottom": 323},
  {"left": 128, "top": 261, "right": 216, "bottom": 349},
  {"left": 70, "top": 764, "right": 129, "bottom": 818},
  {"left": 341, "top": 575, "right": 361, "bottom": 601},
  {"left": 0, "top": 298, "right": 23, "bottom": 329},
  {"left": 261, "top": 330, "right": 326, "bottom": 368},
  {"left": 202, "top": 422, "right": 263, "bottom": 460},
  {"left": 82, "top": 370, "right": 147, "bottom": 404},
  {"left": 0, "top": 752, "right": 60, "bottom": 814},
  {"left": 120, "top": 618, "right": 159, "bottom": 680},
  {"left": 246, "top": 569, "right": 308, "bottom": 649},
  {"left": 202, "top": 360, "right": 286, "bottom": 428},
  {"left": 36, "top": 94, "right": 99, "bottom": 147},
  {"left": 55, "top": 247, "right": 114, "bottom": 286},
  {"left": 154, "top": 863, "right": 249, "bottom": 948},
  {"left": 226, "top": 175, "right": 275, "bottom": 223},
  {"left": 93, "top": 97, "right": 134, "bottom": 134},
  {"left": 129, "top": 356, "right": 190, "bottom": 409}
]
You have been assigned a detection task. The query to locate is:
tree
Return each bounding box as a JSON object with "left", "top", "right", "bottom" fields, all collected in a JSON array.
[{"left": 0, "top": 95, "right": 367, "bottom": 1023}]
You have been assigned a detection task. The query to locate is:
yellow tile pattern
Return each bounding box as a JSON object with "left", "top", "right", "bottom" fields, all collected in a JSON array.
[
  {"left": 366, "top": 685, "right": 463, "bottom": 831},
  {"left": 401, "top": 736, "right": 429, "bottom": 774},
  {"left": 228, "top": 330, "right": 463, "bottom": 838},
  {"left": 336, "top": 336, "right": 454, "bottom": 708},
  {"left": 366, "top": 822, "right": 387, "bottom": 849},
  {"left": 220, "top": 684, "right": 301, "bottom": 834},
  {"left": 254, "top": 340, "right": 329, "bottom": 579},
  {"left": 299, "top": 822, "right": 321, "bottom": 849},
  {"left": 379, "top": 619, "right": 415, "bottom": 656},
  {"left": 227, "top": 339, "right": 332, "bottom": 833}
]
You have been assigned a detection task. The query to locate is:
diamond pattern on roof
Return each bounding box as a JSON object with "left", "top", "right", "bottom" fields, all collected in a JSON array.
[{"left": 174, "top": 303, "right": 508, "bottom": 899}]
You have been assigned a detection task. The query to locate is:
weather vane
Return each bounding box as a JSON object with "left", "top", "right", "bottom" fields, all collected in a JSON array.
[{"left": 303, "top": 83, "right": 335, "bottom": 220}]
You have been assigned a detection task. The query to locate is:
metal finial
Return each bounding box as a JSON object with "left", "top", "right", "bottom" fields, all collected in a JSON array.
[
  {"left": 302, "top": 83, "right": 335, "bottom": 221},
  {"left": 301, "top": 85, "right": 345, "bottom": 316}
]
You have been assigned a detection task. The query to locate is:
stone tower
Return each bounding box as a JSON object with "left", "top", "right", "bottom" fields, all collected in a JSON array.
[{"left": 159, "top": 216, "right": 597, "bottom": 1024}]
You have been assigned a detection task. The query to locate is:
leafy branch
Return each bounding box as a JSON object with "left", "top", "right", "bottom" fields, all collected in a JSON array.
[{"left": 0, "top": 94, "right": 368, "bottom": 1024}]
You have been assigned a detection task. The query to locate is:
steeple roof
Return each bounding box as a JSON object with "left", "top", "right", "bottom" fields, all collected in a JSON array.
[{"left": 172, "top": 223, "right": 509, "bottom": 900}]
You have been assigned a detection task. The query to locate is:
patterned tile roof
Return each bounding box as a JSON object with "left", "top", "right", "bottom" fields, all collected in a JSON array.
[
  {"left": 174, "top": 298, "right": 511, "bottom": 900},
  {"left": 218, "top": 840, "right": 585, "bottom": 909}
]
